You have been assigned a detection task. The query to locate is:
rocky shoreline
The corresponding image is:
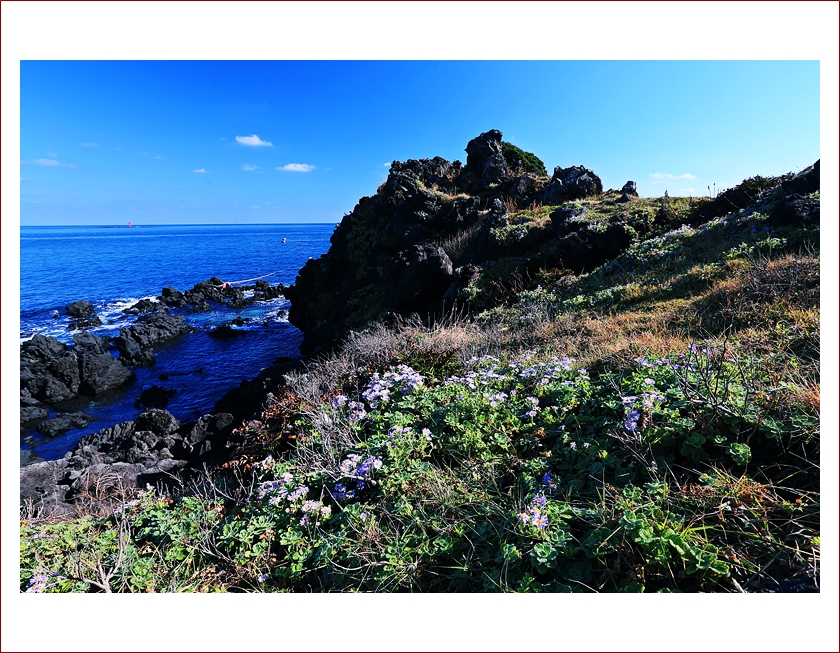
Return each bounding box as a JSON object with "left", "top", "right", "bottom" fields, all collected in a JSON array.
[{"left": 20, "top": 276, "right": 293, "bottom": 513}]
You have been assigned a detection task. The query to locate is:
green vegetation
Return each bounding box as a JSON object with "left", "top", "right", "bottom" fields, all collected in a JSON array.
[
  {"left": 21, "top": 172, "right": 819, "bottom": 593},
  {"left": 502, "top": 141, "right": 547, "bottom": 176}
]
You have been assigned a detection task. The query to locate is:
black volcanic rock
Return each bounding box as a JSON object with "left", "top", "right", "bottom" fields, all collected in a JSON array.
[
  {"left": 465, "top": 129, "right": 510, "bottom": 189},
  {"left": 35, "top": 412, "right": 93, "bottom": 438},
  {"left": 542, "top": 165, "right": 603, "bottom": 204},
  {"left": 380, "top": 244, "right": 455, "bottom": 310},
  {"left": 65, "top": 300, "right": 95, "bottom": 318}
]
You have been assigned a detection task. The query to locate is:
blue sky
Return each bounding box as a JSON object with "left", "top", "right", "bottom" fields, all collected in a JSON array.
[{"left": 20, "top": 60, "right": 820, "bottom": 225}]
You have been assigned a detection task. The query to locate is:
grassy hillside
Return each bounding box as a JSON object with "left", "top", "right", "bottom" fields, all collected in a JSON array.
[{"left": 21, "top": 167, "right": 819, "bottom": 593}]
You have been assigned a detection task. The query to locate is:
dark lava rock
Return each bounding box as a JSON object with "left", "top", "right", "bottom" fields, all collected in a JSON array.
[
  {"left": 188, "top": 299, "right": 211, "bottom": 313},
  {"left": 781, "top": 159, "right": 819, "bottom": 196},
  {"left": 510, "top": 173, "right": 542, "bottom": 205},
  {"left": 186, "top": 413, "right": 236, "bottom": 456},
  {"left": 542, "top": 165, "right": 603, "bottom": 204},
  {"left": 465, "top": 129, "right": 510, "bottom": 189},
  {"left": 134, "top": 408, "right": 181, "bottom": 436},
  {"left": 113, "top": 329, "right": 156, "bottom": 365},
  {"left": 73, "top": 332, "right": 134, "bottom": 396},
  {"left": 160, "top": 286, "right": 188, "bottom": 307},
  {"left": 768, "top": 194, "right": 820, "bottom": 227},
  {"left": 20, "top": 332, "right": 133, "bottom": 403},
  {"left": 618, "top": 180, "right": 638, "bottom": 203},
  {"left": 68, "top": 315, "right": 103, "bottom": 331},
  {"left": 209, "top": 323, "right": 240, "bottom": 339},
  {"left": 122, "top": 298, "right": 168, "bottom": 315},
  {"left": 113, "top": 314, "right": 190, "bottom": 364},
  {"left": 65, "top": 300, "right": 95, "bottom": 318},
  {"left": 380, "top": 244, "right": 455, "bottom": 309},
  {"left": 20, "top": 406, "right": 48, "bottom": 424},
  {"left": 549, "top": 204, "right": 587, "bottom": 235},
  {"left": 621, "top": 180, "right": 638, "bottom": 197},
  {"left": 553, "top": 223, "right": 633, "bottom": 274},
  {"left": 36, "top": 412, "right": 93, "bottom": 438},
  {"left": 135, "top": 384, "right": 176, "bottom": 409}
]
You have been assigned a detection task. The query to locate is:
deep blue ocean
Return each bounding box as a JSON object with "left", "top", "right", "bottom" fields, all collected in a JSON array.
[{"left": 20, "top": 223, "right": 334, "bottom": 461}]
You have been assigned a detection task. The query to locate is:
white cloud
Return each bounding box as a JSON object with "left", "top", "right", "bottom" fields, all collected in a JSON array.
[
  {"left": 81, "top": 142, "right": 97, "bottom": 147},
  {"left": 153, "top": 155, "right": 163, "bottom": 160},
  {"left": 27, "top": 158, "right": 78, "bottom": 168},
  {"left": 192, "top": 168, "right": 206, "bottom": 173},
  {"left": 649, "top": 172, "right": 696, "bottom": 180},
  {"left": 235, "top": 134, "right": 272, "bottom": 147},
  {"left": 278, "top": 163, "right": 315, "bottom": 172},
  {"left": 241, "top": 164, "right": 259, "bottom": 171}
]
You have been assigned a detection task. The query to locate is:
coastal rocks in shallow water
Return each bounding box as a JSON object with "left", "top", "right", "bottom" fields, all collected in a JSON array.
[
  {"left": 465, "top": 129, "right": 510, "bottom": 189},
  {"left": 123, "top": 298, "right": 168, "bottom": 315},
  {"left": 65, "top": 300, "right": 95, "bottom": 318},
  {"left": 36, "top": 412, "right": 93, "bottom": 438},
  {"left": 78, "top": 353, "right": 134, "bottom": 395},
  {"left": 541, "top": 165, "right": 603, "bottom": 204},
  {"left": 65, "top": 300, "right": 103, "bottom": 330},
  {"left": 160, "top": 286, "right": 188, "bottom": 307},
  {"left": 135, "top": 384, "right": 176, "bottom": 409},
  {"left": 20, "top": 406, "right": 49, "bottom": 425},
  {"left": 112, "top": 328, "right": 156, "bottom": 365},
  {"left": 20, "top": 333, "right": 133, "bottom": 403},
  {"left": 380, "top": 244, "right": 454, "bottom": 310},
  {"left": 115, "top": 314, "right": 190, "bottom": 358}
]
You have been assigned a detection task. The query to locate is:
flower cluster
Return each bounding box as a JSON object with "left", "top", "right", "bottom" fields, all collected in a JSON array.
[
  {"left": 334, "top": 453, "right": 382, "bottom": 501},
  {"left": 256, "top": 472, "right": 308, "bottom": 507},
  {"left": 541, "top": 470, "right": 558, "bottom": 495},
  {"left": 515, "top": 355, "right": 576, "bottom": 385},
  {"left": 622, "top": 379, "right": 666, "bottom": 432},
  {"left": 347, "top": 401, "right": 367, "bottom": 421},
  {"left": 517, "top": 493, "right": 550, "bottom": 529},
  {"left": 25, "top": 570, "right": 55, "bottom": 593},
  {"left": 331, "top": 394, "right": 347, "bottom": 408},
  {"left": 483, "top": 391, "right": 508, "bottom": 407},
  {"left": 522, "top": 396, "right": 540, "bottom": 419},
  {"left": 362, "top": 365, "right": 425, "bottom": 408},
  {"left": 299, "top": 499, "right": 332, "bottom": 526}
]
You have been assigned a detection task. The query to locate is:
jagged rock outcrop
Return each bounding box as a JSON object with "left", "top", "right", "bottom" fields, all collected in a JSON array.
[
  {"left": 542, "top": 165, "right": 603, "bottom": 204},
  {"left": 618, "top": 180, "right": 638, "bottom": 202},
  {"left": 286, "top": 130, "right": 612, "bottom": 355},
  {"left": 465, "top": 129, "right": 510, "bottom": 190}
]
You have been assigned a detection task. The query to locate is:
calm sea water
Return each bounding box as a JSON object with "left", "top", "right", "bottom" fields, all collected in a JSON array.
[{"left": 20, "top": 223, "right": 334, "bottom": 461}]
